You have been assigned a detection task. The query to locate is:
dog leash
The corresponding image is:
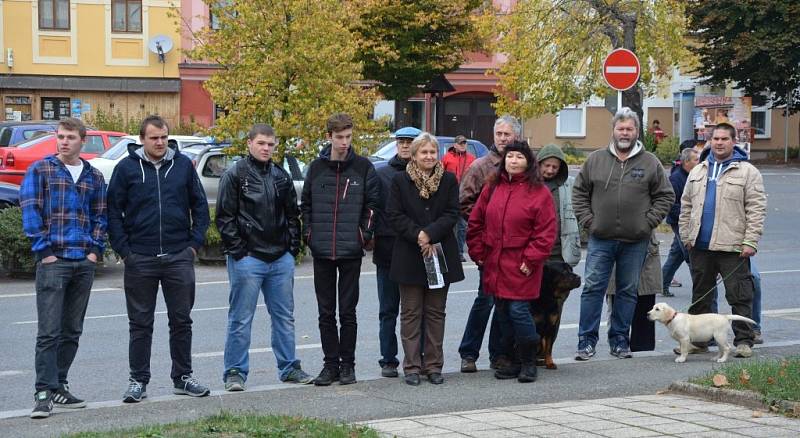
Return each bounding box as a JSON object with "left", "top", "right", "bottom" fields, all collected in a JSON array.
[{"left": 679, "top": 258, "right": 748, "bottom": 313}]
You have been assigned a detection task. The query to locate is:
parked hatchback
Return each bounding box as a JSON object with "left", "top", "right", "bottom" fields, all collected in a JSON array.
[
  {"left": 0, "top": 130, "right": 126, "bottom": 184},
  {"left": 370, "top": 135, "right": 488, "bottom": 169},
  {"left": 0, "top": 121, "right": 62, "bottom": 147},
  {"left": 89, "top": 135, "right": 209, "bottom": 183},
  {"left": 180, "top": 144, "right": 306, "bottom": 207}
]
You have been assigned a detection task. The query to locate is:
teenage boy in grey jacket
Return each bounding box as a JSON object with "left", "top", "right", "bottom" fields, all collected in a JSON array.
[{"left": 572, "top": 107, "right": 674, "bottom": 361}]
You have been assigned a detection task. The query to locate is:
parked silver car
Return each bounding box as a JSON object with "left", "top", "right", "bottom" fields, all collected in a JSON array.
[{"left": 180, "top": 144, "right": 305, "bottom": 207}]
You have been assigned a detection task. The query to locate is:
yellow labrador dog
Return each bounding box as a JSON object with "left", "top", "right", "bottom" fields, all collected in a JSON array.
[{"left": 647, "top": 302, "right": 756, "bottom": 363}]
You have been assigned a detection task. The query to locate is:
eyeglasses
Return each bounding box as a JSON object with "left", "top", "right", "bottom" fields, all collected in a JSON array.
[{"left": 458, "top": 141, "right": 467, "bottom": 145}]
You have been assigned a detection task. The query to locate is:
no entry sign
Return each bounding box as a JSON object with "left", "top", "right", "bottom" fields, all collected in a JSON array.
[{"left": 603, "top": 48, "right": 640, "bottom": 91}]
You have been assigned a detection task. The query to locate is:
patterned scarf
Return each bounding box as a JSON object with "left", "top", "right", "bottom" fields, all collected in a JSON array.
[{"left": 406, "top": 160, "right": 444, "bottom": 199}]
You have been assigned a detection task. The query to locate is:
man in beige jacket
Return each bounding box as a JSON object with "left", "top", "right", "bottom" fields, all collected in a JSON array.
[{"left": 679, "top": 123, "right": 766, "bottom": 358}]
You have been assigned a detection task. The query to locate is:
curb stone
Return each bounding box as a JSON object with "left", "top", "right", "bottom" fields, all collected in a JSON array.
[{"left": 668, "top": 381, "right": 800, "bottom": 416}]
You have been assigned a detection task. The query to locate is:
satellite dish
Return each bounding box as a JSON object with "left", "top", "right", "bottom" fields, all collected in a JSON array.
[{"left": 147, "top": 35, "right": 173, "bottom": 63}]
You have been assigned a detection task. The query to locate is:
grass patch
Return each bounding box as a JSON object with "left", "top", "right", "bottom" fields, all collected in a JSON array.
[
  {"left": 64, "top": 412, "right": 380, "bottom": 438},
  {"left": 690, "top": 356, "right": 800, "bottom": 405}
]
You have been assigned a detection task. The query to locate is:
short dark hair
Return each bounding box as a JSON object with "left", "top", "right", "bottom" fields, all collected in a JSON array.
[
  {"left": 492, "top": 140, "right": 541, "bottom": 188},
  {"left": 713, "top": 122, "right": 736, "bottom": 140},
  {"left": 248, "top": 123, "right": 276, "bottom": 140},
  {"left": 58, "top": 117, "right": 86, "bottom": 139},
  {"left": 653, "top": 119, "right": 660, "bottom": 125},
  {"left": 326, "top": 113, "right": 353, "bottom": 134},
  {"left": 139, "top": 115, "right": 169, "bottom": 138}
]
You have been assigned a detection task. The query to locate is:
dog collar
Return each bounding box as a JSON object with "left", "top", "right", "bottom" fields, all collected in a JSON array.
[{"left": 665, "top": 312, "right": 679, "bottom": 326}]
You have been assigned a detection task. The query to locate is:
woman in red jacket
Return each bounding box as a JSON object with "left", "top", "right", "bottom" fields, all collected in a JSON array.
[{"left": 466, "top": 141, "right": 556, "bottom": 383}]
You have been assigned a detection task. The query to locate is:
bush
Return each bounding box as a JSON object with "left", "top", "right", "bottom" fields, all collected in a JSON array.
[
  {"left": 0, "top": 207, "right": 36, "bottom": 276},
  {"left": 205, "top": 207, "right": 222, "bottom": 247},
  {"left": 654, "top": 137, "right": 680, "bottom": 165},
  {"left": 83, "top": 108, "right": 143, "bottom": 134},
  {"left": 643, "top": 131, "right": 658, "bottom": 152}
]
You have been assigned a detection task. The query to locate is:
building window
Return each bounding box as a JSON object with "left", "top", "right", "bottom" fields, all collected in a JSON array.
[
  {"left": 556, "top": 106, "right": 586, "bottom": 137},
  {"left": 39, "top": 0, "right": 70, "bottom": 30},
  {"left": 112, "top": 0, "right": 142, "bottom": 33},
  {"left": 209, "top": 0, "right": 233, "bottom": 30},
  {"left": 751, "top": 107, "right": 771, "bottom": 139}
]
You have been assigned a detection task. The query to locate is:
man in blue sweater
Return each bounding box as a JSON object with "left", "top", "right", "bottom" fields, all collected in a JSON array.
[{"left": 107, "top": 115, "right": 210, "bottom": 403}]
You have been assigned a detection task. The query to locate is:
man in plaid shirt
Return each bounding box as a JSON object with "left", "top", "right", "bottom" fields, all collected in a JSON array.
[{"left": 20, "top": 117, "right": 107, "bottom": 419}]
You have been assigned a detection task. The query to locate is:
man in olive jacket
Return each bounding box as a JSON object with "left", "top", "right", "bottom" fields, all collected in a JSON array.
[
  {"left": 679, "top": 123, "right": 766, "bottom": 358},
  {"left": 572, "top": 107, "right": 674, "bottom": 361}
]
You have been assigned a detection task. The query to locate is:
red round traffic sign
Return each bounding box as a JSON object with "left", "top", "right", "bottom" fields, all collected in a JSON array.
[{"left": 603, "top": 48, "right": 640, "bottom": 91}]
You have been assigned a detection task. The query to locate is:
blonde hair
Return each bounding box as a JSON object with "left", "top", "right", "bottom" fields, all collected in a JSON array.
[{"left": 410, "top": 132, "right": 439, "bottom": 157}]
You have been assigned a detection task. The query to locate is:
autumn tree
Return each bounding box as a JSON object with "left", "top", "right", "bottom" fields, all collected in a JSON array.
[
  {"left": 493, "top": 0, "right": 688, "bottom": 132},
  {"left": 687, "top": 0, "right": 800, "bottom": 114},
  {"left": 187, "top": 0, "right": 385, "bottom": 161},
  {"left": 351, "top": 0, "right": 486, "bottom": 101}
]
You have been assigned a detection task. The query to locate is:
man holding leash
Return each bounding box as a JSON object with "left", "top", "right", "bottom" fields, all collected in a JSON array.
[{"left": 679, "top": 122, "right": 766, "bottom": 358}]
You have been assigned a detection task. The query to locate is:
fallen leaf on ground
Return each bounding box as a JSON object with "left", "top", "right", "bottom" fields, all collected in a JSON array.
[
  {"left": 752, "top": 410, "right": 763, "bottom": 418},
  {"left": 739, "top": 369, "right": 751, "bottom": 385},
  {"left": 767, "top": 377, "right": 775, "bottom": 385},
  {"left": 712, "top": 374, "right": 729, "bottom": 387},
  {"left": 656, "top": 390, "right": 668, "bottom": 395}
]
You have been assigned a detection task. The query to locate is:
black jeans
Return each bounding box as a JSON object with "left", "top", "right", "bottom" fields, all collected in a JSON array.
[
  {"left": 124, "top": 248, "right": 196, "bottom": 383},
  {"left": 34, "top": 258, "right": 95, "bottom": 392},
  {"left": 689, "top": 248, "right": 754, "bottom": 346},
  {"left": 313, "top": 257, "right": 362, "bottom": 368}
]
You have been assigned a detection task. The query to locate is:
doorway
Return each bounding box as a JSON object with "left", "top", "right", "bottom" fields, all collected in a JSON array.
[{"left": 441, "top": 93, "right": 497, "bottom": 147}]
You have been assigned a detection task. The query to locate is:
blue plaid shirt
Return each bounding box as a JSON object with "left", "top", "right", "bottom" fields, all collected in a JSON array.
[{"left": 20, "top": 155, "right": 107, "bottom": 260}]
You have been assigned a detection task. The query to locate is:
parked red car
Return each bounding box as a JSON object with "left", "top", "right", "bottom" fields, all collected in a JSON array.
[{"left": 0, "top": 130, "right": 126, "bottom": 184}]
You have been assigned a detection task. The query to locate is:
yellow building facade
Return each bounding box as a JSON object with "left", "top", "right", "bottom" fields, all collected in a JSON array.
[{"left": 0, "top": 0, "right": 180, "bottom": 129}]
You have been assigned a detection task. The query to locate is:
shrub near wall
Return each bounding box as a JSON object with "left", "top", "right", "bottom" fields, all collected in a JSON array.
[{"left": 0, "top": 207, "right": 36, "bottom": 276}]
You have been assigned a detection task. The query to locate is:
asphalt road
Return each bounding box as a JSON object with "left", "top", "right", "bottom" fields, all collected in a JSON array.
[{"left": 1, "top": 166, "right": 799, "bottom": 417}]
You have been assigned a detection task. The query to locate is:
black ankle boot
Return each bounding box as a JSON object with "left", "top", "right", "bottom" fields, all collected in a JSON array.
[{"left": 517, "top": 338, "right": 538, "bottom": 383}]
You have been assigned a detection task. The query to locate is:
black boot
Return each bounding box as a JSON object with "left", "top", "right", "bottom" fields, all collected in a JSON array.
[{"left": 517, "top": 338, "right": 538, "bottom": 383}]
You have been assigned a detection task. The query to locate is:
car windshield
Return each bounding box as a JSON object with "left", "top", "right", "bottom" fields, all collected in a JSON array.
[
  {"left": 16, "top": 134, "right": 55, "bottom": 149},
  {"left": 99, "top": 138, "right": 136, "bottom": 160}
]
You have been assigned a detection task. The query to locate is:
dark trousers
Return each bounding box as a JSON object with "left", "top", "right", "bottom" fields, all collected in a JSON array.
[
  {"left": 458, "top": 269, "right": 500, "bottom": 362},
  {"left": 313, "top": 257, "right": 362, "bottom": 368},
  {"left": 376, "top": 264, "right": 400, "bottom": 367},
  {"left": 495, "top": 298, "right": 539, "bottom": 363},
  {"left": 689, "top": 248, "right": 754, "bottom": 346},
  {"left": 34, "top": 258, "right": 95, "bottom": 392},
  {"left": 399, "top": 283, "right": 448, "bottom": 375},
  {"left": 124, "top": 248, "right": 196, "bottom": 384}
]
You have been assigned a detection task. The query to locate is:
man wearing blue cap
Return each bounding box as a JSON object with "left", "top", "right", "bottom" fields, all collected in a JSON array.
[{"left": 372, "top": 126, "right": 421, "bottom": 377}]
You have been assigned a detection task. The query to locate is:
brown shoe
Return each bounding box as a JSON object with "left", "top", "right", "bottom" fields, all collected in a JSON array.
[
  {"left": 460, "top": 359, "right": 477, "bottom": 373},
  {"left": 490, "top": 356, "right": 512, "bottom": 370}
]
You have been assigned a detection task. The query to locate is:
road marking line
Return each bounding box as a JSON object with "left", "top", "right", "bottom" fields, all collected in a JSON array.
[
  {"left": 760, "top": 269, "right": 800, "bottom": 274},
  {"left": 762, "top": 308, "right": 800, "bottom": 315},
  {"left": 0, "top": 287, "right": 122, "bottom": 299},
  {"left": 0, "top": 370, "right": 25, "bottom": 377},
  {"left": 12, "top": 303, "right": 269, "bottom": 325},
  {"left": 193, "top": 343, "right": 322, "bottom": 358}
]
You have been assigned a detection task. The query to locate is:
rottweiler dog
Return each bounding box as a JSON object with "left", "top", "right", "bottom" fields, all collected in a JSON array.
[{"left": 531, "top": 261, "right": 582, "bottom": 369}]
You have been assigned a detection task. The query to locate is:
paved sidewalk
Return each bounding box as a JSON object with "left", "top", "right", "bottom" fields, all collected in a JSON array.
[{"left": 361, "top": 394, "right": 800, "bottom": 438}]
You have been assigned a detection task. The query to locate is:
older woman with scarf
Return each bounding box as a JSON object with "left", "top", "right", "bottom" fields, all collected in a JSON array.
[
  {"left": 467, "top": 141, "right": 556, "bottom": 383},
  {"left": 387, "top": 132, "right": 464, "bottom": 386}
]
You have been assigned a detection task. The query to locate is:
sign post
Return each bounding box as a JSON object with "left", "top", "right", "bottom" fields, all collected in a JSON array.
[{"left": 603, "top": 48, "right": 641, "bottom": 113}]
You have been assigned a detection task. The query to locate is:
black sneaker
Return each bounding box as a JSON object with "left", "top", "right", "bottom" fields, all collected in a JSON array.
[
  {"left": 173, "top": 375, "right": 210, "bottom": 397},
  {"left": 339, "top": 365, "right": 356, "bottom": 385},
  {"left": 122, "top": 378, "right": 147, "bottom": 403},
  {"left": 30, "top": 390, "right": 53, "bottom": 419},
  {"left": 661, "top": 289, "right": 675, "bottom": 297},
  {"left": 381, "top": 364, "right": 399, "bottom": 378},
  {"left": 575, "top": 342, "right": 596, "bottom": 361},
  {"left": 224, "top": 368, "right": 246, "bottom": 391},
  {"left": 53, "top": 384, "right": 86, "bottom": 409},
  {"left": 610, "top": 343, "right": 633, "bottom": 359},
  {"left": 314, "top": 366, "right": 340, "bottom": 386}
]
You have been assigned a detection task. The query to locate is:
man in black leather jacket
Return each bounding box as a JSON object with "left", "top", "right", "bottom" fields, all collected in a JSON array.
[{"left": 215, "top": 124, "right": 313, "bottom": 391}]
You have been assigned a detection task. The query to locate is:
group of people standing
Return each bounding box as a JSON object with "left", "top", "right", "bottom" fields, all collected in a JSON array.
[{"left": 21, "top": 106, "right": 765, "bottom": 419}]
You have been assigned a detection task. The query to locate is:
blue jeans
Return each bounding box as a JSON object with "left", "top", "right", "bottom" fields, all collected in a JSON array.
[
  {"left": 661, "top": 224, "right": 689, "bottom": 292},
  {"left": 578, "top": 236, "right": 649, "bottom": 348},
  {"left": 34, "top": 258, "right": 95, "bottom": 391},
  {"left": 458, "top": 270, "right": 500, "bottom": 361},
  {"left": 376, "top": 265, "right": 400, "bottom": 367},
  {"left": 224, "top": 253, "right": 299, "bottom": 382},
  {"left": 455, "top": 217, "right": 467, "bottom": 256},
  {"left": 495, "top": 299, "right": 539, "bottom": 358},
  {"left": 711, "top": 258, "right": 762, "bottom": 331}
]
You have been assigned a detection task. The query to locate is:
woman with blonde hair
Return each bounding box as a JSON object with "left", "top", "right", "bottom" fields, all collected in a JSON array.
[{"left": 387, "top": 132, "right": 464, "bottom": 386}]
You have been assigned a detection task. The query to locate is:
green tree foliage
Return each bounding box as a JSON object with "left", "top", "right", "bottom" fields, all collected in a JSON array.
[
  {"left": 188, "top": 0, "right": 385, "bottom": 160},
  {"left": 493, "top": 0, "right": 688, "bottom": 123},
  {"left": 352, "top": 0, "right": 486, "bottom": 101},
  {"left": 687, "top": 0, "right": 800, "bottom": 113}
]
